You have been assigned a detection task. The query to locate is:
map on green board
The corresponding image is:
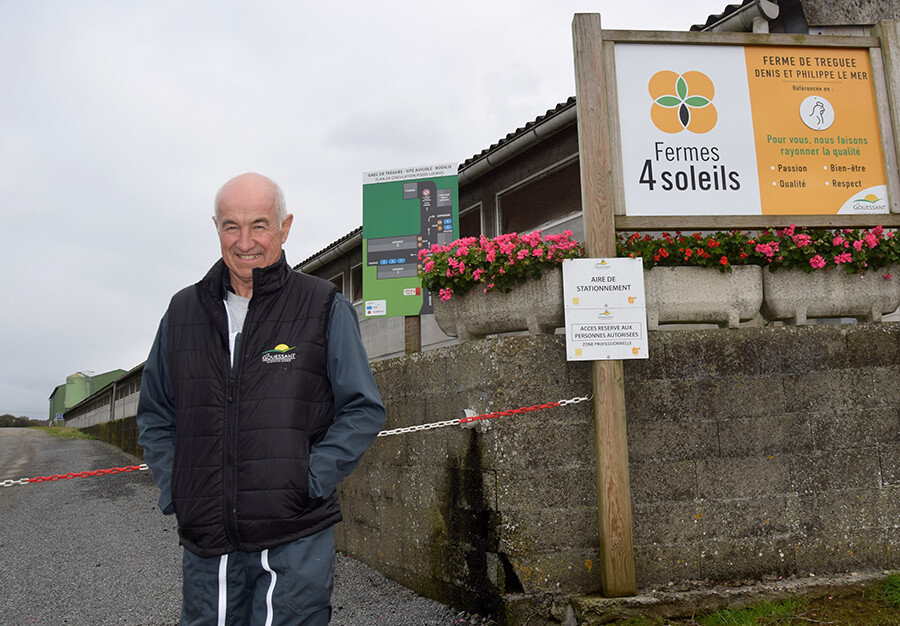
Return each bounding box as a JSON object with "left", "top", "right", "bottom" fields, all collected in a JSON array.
[{"left": 362, "top": 163, "right": 458, "bottom": 317}]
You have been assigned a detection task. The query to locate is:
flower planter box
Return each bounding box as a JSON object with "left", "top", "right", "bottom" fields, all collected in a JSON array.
[
  {"left": 433, "top": 268, "right": 564, "bottom": 341},
  {"left": 644, "top": 266, "right": 763, "bottom": 329},
  {"left": 761, "top": 264, "right": 900, "bottom": 325}
]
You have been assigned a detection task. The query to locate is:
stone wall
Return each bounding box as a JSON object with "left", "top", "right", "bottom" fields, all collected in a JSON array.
[
  {"left": 338, "top": 336, "right": 600, "bottom": 618},
  {"left": 337, "top": 323, "right": 899, "bottom": 621},
  {"left": 82, "top": 416, "right": 142, "bottom": 459},
  {"left": 625, "top": 323, "right": 897, "bottom": 586}
]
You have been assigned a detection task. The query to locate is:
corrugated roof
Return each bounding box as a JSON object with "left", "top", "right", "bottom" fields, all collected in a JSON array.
[
  {"left": 459, "top": 97, "right": 577, "bottom": 170},
  {"left": 690, "top": 0, "right": 759, "bottom": 31},
  {"left": 295, "top": 226, "right": 362, "bottom": 270}
]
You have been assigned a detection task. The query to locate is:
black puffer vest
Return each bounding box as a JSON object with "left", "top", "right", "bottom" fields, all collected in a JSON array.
[{"left": 167, "top": 253, "right": 340, "bottom": 557}]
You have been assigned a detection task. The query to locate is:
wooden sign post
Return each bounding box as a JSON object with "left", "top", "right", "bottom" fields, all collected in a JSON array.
[
  {"left": 404, "top": 315, "right": 421, "bottom": 354},
  {"left": 572, "top": 13, "right": 637, "bottom": 597}
]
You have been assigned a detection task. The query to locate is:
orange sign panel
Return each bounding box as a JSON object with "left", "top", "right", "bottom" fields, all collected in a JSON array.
[{"left": 745, "top": 46, "right": 887, "bottom": 214}]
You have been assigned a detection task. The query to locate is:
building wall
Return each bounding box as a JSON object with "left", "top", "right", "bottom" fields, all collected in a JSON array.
[
  {"left": 460, "top": 125, "right": 580, "bottom": 239},
  {"left": 338, "top": 324, "right": 899, "bottom": 621},
  {"left": 48, "top": 385, "right": 65, "bottom": 421},
  {"left": 65, "top": 389, "right": 114, "bottom": 428},
  {"left": 64, "top": 367, "right": 141, "bottom": 429}
]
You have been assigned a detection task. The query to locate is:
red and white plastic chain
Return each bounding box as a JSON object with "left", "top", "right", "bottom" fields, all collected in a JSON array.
[
  {"left": 1, "top": 395, "right": 592, "bottom": 485},
  {"left": 0, "top": 464, "right": 149, "bottom": 488},
  {"left": 376, "top": 394, "right": 592, "bottom": 437}
]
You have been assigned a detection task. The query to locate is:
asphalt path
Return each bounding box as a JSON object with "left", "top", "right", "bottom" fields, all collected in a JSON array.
[{"left": 0, "top": 428, "right": 489, "bottom": 625}]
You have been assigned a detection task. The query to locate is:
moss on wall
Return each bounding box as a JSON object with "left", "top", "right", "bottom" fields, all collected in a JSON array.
[{"left": 82, "top": 416, "right": 142, "bottom": 459}]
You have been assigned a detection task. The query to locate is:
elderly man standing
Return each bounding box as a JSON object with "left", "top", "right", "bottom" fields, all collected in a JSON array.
[{"left": 137, "top": 172, "right": 386, "bottom": 625}]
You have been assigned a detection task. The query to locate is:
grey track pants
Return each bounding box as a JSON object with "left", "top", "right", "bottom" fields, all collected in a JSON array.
[{"left": 180, "top": 526, "right": 335, "bottom": 625}]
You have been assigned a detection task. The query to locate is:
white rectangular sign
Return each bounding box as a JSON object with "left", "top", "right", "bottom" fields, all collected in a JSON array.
[
  {"left": 614, "top": 43, "right": 888, "bottom": 216},
  {"left": 563, "top": 258, "right": 649, "bottom": 361}
]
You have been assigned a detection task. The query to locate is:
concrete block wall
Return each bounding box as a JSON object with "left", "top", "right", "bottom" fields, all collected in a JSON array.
[
  {"left": 338, "top": 336, "right": 600, "bottom": 616},
  {"left": 338, "top": 323, "right": 898, "bottom": 619},
  {"left": 625, "top": 323, "right": 899, "bottom": 587}
]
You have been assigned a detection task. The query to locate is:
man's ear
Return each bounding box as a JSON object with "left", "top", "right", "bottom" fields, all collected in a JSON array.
[{"left": 280, "top": 214, "right": 294, "bottom": 244}]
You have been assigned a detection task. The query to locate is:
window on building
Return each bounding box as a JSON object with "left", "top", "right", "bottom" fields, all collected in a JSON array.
[
  {"left": 459, "top": 204, "right": 482, "bottom": 238},
  {"left": 329, "top": 273, "right": 344, "bottom": 294},
  {"left": 350, "top": 264, "right": 363, "bottom": 303},
  {"left": 497, "top": 161, "right": 582, "bottom": 236}
]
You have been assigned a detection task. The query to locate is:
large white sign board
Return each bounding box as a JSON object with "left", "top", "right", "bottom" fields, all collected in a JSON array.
[
  {"left": 614, "top": 43, "right": 888, "bottom": 216},
  {"left": 563, "top": 258, "right": 649, "bottom": 361}
]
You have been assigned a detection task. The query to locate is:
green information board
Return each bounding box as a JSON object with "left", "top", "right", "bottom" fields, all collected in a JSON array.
[{"left": 362, "top": 163, "right": 458, "bottom": 317}]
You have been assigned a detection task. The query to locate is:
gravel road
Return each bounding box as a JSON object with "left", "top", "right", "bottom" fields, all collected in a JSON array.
[{"left": 0, "top": 428, "right": 491, "bottom": 625}]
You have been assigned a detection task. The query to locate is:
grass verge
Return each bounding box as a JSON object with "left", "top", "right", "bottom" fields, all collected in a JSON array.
[
  {"left": 29, "top": 426, "right": 95, "bottom": 440},
  {"left": 611, "top": 573, "right": 900, "bottom": 625}
]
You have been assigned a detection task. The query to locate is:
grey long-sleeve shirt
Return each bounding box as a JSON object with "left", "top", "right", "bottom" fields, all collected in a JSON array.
[{"left": 137, "top": 291, "right": 386, "bottom": 515}]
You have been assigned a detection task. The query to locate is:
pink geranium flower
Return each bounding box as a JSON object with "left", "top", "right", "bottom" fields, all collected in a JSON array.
[
  {"left": 834, "top": 252, "right": 853, "bottom": 264},
  {"left": 417, "top": 229, "right": 583, "bottom": 300}
]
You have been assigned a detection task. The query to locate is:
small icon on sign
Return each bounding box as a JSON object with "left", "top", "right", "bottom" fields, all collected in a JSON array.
[
  {"left": 575, "top": 348, "right": 583, "bottom": 357},
  {"left": 800, "top": 96, "right": 834, "bottom": 131},
  {"left": 628, "top": 296, "right": 637, "bottom": 304},
  {"left": 632, "top": 347, "right": 641, "bottom": 356},
  {"left": 572, "top": 297, "right": 580, "bottom": 305}
]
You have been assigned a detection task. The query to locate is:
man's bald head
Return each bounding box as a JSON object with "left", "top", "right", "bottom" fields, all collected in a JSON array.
[
  {"left": 214, "top": 173, "right": 287, "bottom": 227},
  {"left": 212, "top": 173, "right": 294, "bottom": 297}
]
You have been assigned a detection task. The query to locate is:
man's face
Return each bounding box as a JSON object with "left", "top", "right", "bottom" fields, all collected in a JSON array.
[{"left": 214, "top": 176, "right": 293, "bottom": 296}]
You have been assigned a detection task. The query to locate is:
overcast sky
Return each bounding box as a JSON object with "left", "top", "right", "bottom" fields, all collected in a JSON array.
[{"left": 0, "top": 1, "right": 728, "bottom": 419}]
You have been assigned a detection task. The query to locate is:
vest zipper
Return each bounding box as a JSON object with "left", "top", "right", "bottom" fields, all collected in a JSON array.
[
  {"left": 223, "top": 370, "right": 239, "bottom": 550},
  {"left": 222, "top": 296, "right": 254, "bottom": 551},
  {"left": 222, "top": 300, "right": 241, "bottom": 551}
]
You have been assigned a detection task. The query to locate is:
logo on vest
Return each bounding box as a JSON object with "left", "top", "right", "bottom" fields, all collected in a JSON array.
[{"left": 261, "top": 343, "right": 296, "bottom": 364}]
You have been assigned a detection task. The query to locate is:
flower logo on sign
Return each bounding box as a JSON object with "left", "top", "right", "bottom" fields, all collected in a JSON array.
[{"left": 649, "top": 70, "right": 717, "bottom": 134}]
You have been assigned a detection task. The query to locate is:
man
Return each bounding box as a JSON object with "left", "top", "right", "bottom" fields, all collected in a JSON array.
[{"left": 137, "top": 172, "right": 386, "bottom": 625}]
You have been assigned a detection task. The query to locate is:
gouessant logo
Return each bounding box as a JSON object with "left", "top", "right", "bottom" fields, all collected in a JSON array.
[
  {"left": 263, "top": 343, "right": 295, "bottom": 354},
  {"left": 261, "top": 343, "right": 296, "bottom": 364},
  {"left": 853, "top": 193, "right": 881, "bottom": 204},
  {"left": 649, "top": 70, "right": 717, "bottom": 134}
]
